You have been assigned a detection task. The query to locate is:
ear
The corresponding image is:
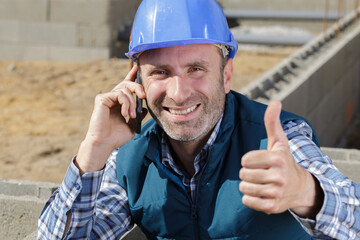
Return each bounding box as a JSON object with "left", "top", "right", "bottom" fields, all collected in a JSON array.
[{"left": 223, "top": 58, "right": 233, "bottom": 94}]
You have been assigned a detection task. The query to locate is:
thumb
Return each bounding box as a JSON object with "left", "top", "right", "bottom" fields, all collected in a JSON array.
[{"left": 264, "top": 100, "right": 288, "bottom": 151}]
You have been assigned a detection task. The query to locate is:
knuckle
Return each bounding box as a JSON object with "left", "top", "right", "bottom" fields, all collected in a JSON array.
[
  {"left": 239, "top": 169, "right": 245, "bottom": 179},
  {"left": 242, "top": 195, "right": 250, "bottom": 205},
  {"left": 239, "top": 182, "right": 251, "bottom": 194},
  {"left": 266, "top": 200, "right": 278, "bottom": 213},
  {"left": 268, "top": 152, "right": 284, "bottom": 166},
  {"left": 266, "top": 188, "right": 280, "bottom": 198},
  {"left": 95, "top": 93, "right": 106, "bottom": 103}
]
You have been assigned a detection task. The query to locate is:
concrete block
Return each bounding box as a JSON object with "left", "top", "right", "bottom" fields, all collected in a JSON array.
[
  {"left": 0, "top": 179, "right": 58, "bottom": 199},
  {"left": 307, "top": 109, "right": 323, "bottom": 141},
  {"left": 321, "top": 147, "right": 348, "bottom": 161},
  {"left": 77, "top": 24, "right": 112, "bottom": 48},
  {"left": 0, "top": 194, "right": 46, "bottom": 240},
  {"left": 218, "top": 0, "right": 355, "bottom": 11},
  {"left": 48, "top": 46, "right": 110, "bottom": 62},
  {"left": 281, "top": 80, "right": 308, "bottom": 118},
  {"left": 350, "top": 152, "right": 360, "bottom": 161},
  {"left": 327, "top": 46, "right": 348, "bottom": 83},
  {"left": 0, "top": 180, "right": 37, "bottom": 197},
  {"left": 0, "top": 43, "right": 48, "bottom": 61},
  {"left": 0, "top": 0, "right": 48, "bottom": 21},
  {"left": 311, "top": 87, "right": 344, "bottom": 146},
  {"left": 49, "top": 0, "right": 109, "bottom": 24},
  {"left": 319, "top": 52, "right": 340, "bottom": 90},
  {"left": 0, "top": 43, "right": 111, "bottom": 61},
  {"left": 305, "top": 72, "right": 325, "bottom": 115},
  {"left": 337, "top": 43, "right": 358, "bottom": 76},
  {"left": 19, "top": 21, "right": 77, "bottom": 46},
  {"left": 49, "top": 0, "right": 141, "bottom": 26},
  {"left": 23, "top": 231, "right": 37, "bottom": 240},
  {"left": 107, "top": 0, "right": 141, "bottom": 26},
  {"left": 0, "top": 20, "right": 20, "bottom": 42}
]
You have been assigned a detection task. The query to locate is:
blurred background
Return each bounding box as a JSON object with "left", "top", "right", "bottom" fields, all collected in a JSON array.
[{"left": 0, "top": 0, "right": 359, "bottom": 183}]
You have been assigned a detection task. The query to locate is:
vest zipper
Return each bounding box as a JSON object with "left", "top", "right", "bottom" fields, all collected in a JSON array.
[
  {"left": 191, "top": 157, "right": 210, "bottom": 240},
  {"left": 155, "top": 148, "right": 211, "bottom": 239}
]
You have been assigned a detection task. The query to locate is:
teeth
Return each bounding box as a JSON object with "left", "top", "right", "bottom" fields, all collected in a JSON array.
[{"left": 168, "top": 105, "right": 197, "bottom": 115}]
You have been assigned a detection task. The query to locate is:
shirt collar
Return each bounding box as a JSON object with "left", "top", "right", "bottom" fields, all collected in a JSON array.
[{"left": 161, "top": 114, "right": 223, "bottom": 174}]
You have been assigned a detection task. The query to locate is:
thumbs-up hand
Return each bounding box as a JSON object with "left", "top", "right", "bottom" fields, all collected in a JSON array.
[{"left": 239, "top": 101, "right": 322, "bottom": 217}]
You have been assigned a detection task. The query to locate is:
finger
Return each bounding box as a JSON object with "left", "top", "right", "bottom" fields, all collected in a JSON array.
[
  {"left": 112, "top": 65, "right": 146, "bottom": 99},
  {"left": 113, "top": 81, "right": 146, "bottom": 99},
  {"left": 239, "top": 181, "right": 279, "bottom": 198},
  {"left": 118, "top": 88, "right": 137, "bottom": 118},
  {"left": 117, "top": 93, "right": 132, "bottom": 118},
  {"left": 239, "top": 168, "right": 273, "bottom": 184},
  {"left": 103, "top": 91, "right": 134, "bottom": 118},
  {"left": 242, "top": 195, "right": 278, "bottom": 214},
  {"left": 264, "top": 100, "right": 288, "bottom": 151},
  {"left": 124, "top": 65, "right": 138, "bottom": 82},
  {"left": 241, "top": 150, "right": 272, "bottom": 169}
]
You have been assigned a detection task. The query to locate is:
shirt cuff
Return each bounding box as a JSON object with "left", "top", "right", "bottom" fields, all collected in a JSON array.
[
  {"left": 57, "top": 156, "right": 105, "bottom": 210},
  {"left": 289, "top": 173, "right": 339, "bottom": 237}
]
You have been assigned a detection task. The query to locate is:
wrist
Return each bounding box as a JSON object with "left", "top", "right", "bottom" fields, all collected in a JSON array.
[
  {"left": 75, "top": 139, "right": 113, "bottom": 175},
  {"left": 291, "top": 169, "right": 324, "bottom": 219}
]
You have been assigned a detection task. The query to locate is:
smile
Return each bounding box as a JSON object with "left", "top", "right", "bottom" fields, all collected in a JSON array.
[{"left": 167, "top": 105, "right": 199, "bottom": 115}]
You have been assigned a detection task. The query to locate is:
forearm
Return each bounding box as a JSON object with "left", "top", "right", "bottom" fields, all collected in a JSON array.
[
  {"left": 75, "top": 139, "right": 114, "bottom": 175},
  {"left": 38, "top": 152, "right": 133, "bottom": 239},
  {"left": 38, "top": 160, "right": 104, "bottom": 239},
  {"left": 287, "top": 122, "right": 360, "bottom": 239}
]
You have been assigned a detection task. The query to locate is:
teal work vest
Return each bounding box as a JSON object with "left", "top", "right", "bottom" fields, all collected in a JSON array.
[{"left": 116, "top": 91, "right": 318, "bottom": 240}]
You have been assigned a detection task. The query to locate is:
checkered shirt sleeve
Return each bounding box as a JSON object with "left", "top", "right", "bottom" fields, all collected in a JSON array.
[
  {"left": 285, "top": 120, "right": 360, "bottom": 239},
  {"left": 37, "top": 150, "right": 133, "bottom": 239}
]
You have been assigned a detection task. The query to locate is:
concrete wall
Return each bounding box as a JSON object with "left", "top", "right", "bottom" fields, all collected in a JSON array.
[
  {"left": 218, "top": 0, "right": 360, "bottom": 32},
  {"left": 322, "top": 147, "right": 360, "bottom": 184},
  {"left": 0, "top": 179, "right": 58, "bottom": 240},
  {"left": 0, "top": 0, "right": 141, "bottom": 61},
  {"left": 241, "top": 8, "right": 360, "bottom": 147},
  {"left": 218, "top": 0, "right": 359, "bottom": 11}
]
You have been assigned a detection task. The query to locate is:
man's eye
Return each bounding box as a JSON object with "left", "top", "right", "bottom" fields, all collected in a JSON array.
[
  {"left": 191, "top": 67, "right": 202, "bottom": 72},
  {"left": 153, "top": 70, "right": 168, "bottom": 76}
]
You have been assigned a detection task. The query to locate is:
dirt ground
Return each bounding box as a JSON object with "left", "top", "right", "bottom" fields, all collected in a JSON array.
[{"left": 0, "top": 47, "right": 300, "bottom": 183}]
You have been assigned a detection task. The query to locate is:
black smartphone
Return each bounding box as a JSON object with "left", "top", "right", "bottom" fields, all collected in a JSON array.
[{"left": 135, "top": 70, "right": 143, "bottom": 134}]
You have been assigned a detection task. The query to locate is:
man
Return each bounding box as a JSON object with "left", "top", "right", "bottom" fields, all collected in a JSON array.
[{"left": 38, "top": 0, "right": 360, "bottom": 239}]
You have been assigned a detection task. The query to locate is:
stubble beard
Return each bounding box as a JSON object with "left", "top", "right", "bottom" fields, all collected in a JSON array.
[{"left": 146, "top": 77, "right": 226, "bottom": 143}]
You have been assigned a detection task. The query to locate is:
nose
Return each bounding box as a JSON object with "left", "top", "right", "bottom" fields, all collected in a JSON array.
[{"left": 166, "top": 75, "right": 191, "bottom": 104}]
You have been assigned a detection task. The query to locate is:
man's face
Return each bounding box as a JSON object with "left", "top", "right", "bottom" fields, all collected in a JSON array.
[{"left": 139, "top": 44, "right": 232, "bottom": 142}]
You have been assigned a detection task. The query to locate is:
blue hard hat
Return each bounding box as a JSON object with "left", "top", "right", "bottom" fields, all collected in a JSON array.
[{"left": 126, "top": 0, "right": 238, "bottom": 62}]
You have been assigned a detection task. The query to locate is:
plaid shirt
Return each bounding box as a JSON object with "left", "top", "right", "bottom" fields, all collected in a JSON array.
[{"left": 38, "top": 120, "right": 360, "bottom": 239}]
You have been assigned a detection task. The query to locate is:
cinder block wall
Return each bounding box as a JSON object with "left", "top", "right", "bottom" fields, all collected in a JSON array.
[
  {"left": 281, "top": 23, "right": 360, "bottom": 146},
  {"left": 240, "top": 9, "right": 360, "bottom": 147},
  {"left": 0, "top": 0, "right": 141, "bottom": 61},
  {"left": 217, "top": 0, "right": 359, "bottom": 32},
  {"left": 0, "top": 179, "right": 58, "bottom": 240},
  {"left": 218, "top": 0, "right": 358, "bottom": 11}
]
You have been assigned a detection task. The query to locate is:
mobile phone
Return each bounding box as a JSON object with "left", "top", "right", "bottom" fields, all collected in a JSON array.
[{"left": 135, "top": 70, "right": 143, "bottom": 134}]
